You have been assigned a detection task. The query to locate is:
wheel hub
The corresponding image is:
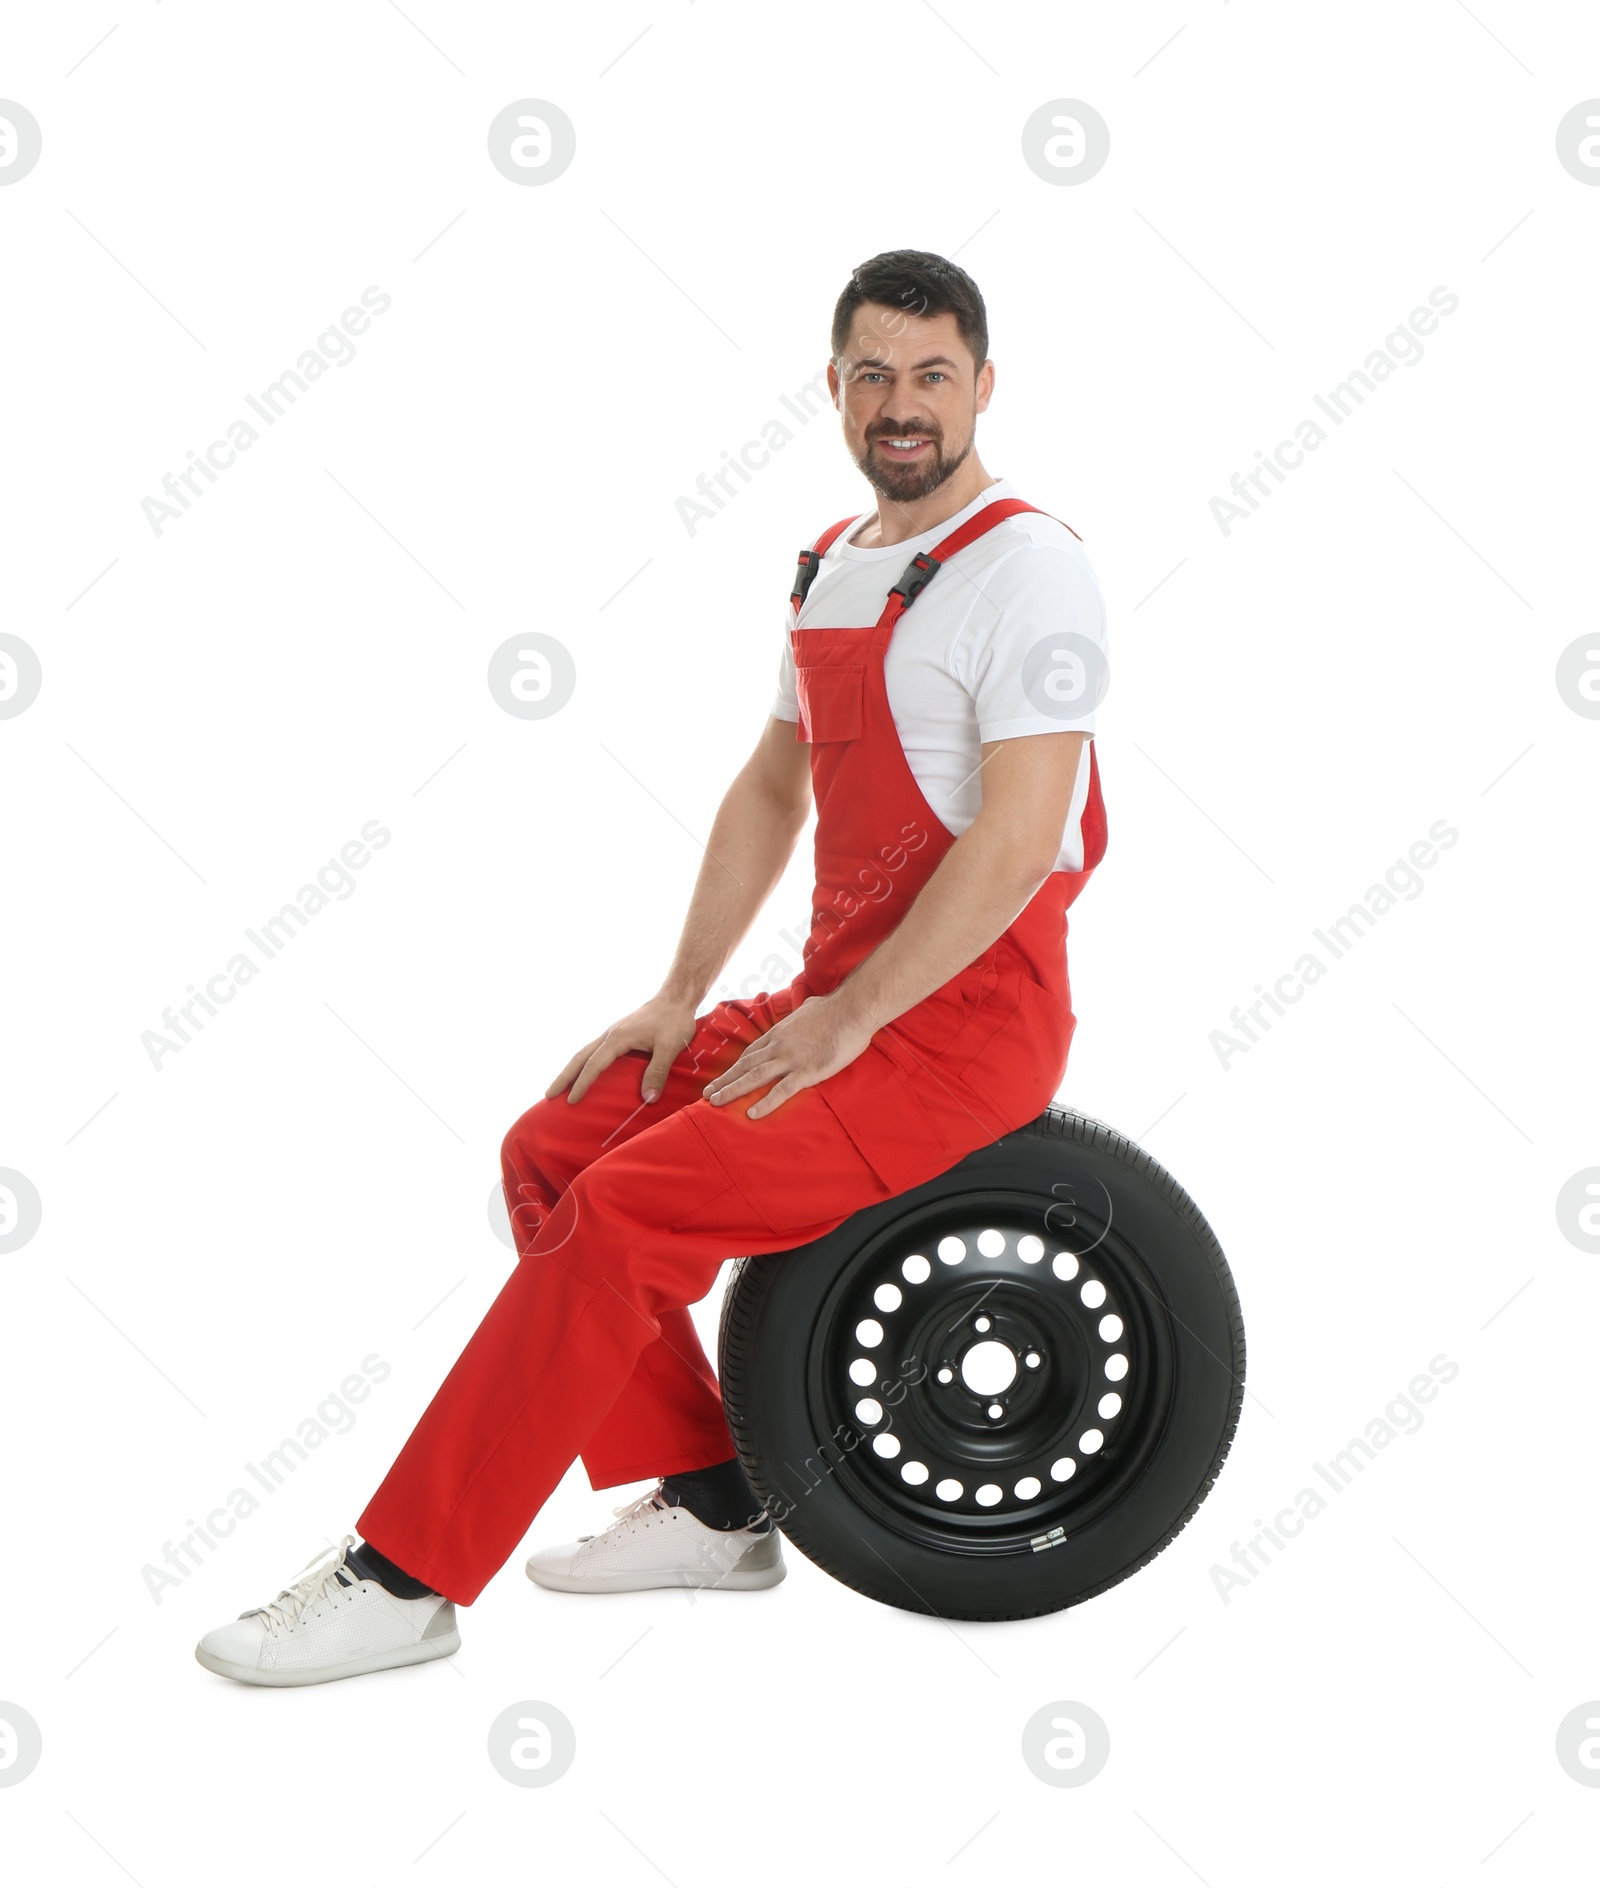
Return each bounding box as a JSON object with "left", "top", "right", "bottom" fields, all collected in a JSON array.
[{"left": 923, "top": 1293, "right": 1078, "bottom": 1438}]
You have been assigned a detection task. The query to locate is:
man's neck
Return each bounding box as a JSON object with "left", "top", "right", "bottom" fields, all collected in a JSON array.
[{"left": 850, "top": 460, "right": 1001, "bottom": 549}]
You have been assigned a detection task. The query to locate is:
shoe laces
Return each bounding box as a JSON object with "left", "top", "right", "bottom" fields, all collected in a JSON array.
[
  {"left": 611, "top": 1486, "right": 671, "bottom": 1525},
  {"left": 577, "top": 1486, "right": 671, "bottom": 1542},
  {"left": 249, "top": 1535, "right": 358, "bottom": 1637}
]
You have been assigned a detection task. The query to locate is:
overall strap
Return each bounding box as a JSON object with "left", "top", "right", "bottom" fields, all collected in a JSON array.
[
  {"left": 790, "top": 516, "right": 861, "bottom": 616},
  {"left": 880, "top": 497, "right": 1081, "bottom": 626}
]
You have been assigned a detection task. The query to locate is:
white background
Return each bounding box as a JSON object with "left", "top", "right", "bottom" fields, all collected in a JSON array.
[{"left": 3, "top": 2, "right": 1598, "bottom": 1880}]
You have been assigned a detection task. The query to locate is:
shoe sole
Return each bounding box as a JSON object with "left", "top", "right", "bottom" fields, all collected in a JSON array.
[
  {"left": 525, "top": 1560, "right": 786, "bottom": 1594},
  {"left": 194, "top": 1629, "right": 461, "bottom": 1687}
]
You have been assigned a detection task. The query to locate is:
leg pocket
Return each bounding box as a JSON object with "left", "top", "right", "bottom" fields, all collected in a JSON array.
[
  {"left": 814, "top": 1040, "right": 976, "bottom": 1196},
  {"left": 684, "top": 1085, "right": 894, "bottom": 1239}
]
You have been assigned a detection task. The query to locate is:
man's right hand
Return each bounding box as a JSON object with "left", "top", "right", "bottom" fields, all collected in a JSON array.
[{"left": 545, "top": 993, "right": 700, "bottom": 1106}]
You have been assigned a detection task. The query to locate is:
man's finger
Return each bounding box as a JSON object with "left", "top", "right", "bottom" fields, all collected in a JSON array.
[
  {"left": 705, "top": 1057, "right": 790, "bottom": 1107},
  {"left": 545, "top": 1035, "right": 603, "bottom": 1099},
  {"left": 704, "top": 1057, "right": 771, "bottom": 1101},
  {"left": 703, "top": 1043, "right": 777, "bottom": 1098},
  {"left": 640, "top": 1039, "right": 680, "bottom": 1103},
  {"left": 746, "top": 1073, "right": 805, "bottom": 1119},
  {"left": 567, "top": 1036, "right": 624, "bottom": 1105}
]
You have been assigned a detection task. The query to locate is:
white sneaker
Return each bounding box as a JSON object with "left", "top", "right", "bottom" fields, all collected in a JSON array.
[
  {"left": 195, "top": 1536, "right": 459, "bottom": 1687},
  {"left": 525, "top": 1487, "right": 785, "bottom": 1594}
]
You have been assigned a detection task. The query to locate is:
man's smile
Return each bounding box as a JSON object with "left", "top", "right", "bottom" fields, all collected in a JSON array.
[{"left": 874, "top": 435, "right": 936, "bottom": 459}]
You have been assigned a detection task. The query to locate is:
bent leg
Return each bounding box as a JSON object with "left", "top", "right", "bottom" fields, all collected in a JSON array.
[
  {"left": 358, "top": 1078, "right": 891, "bottom": 1604},
  {"left": 498, "top": 1000, "right": 769, "bottom": 1489}
]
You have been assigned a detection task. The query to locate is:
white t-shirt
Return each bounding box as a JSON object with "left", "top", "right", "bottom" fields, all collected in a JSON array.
[{"left": 773, "top": 477, "right": 1107, "bottom": 872}]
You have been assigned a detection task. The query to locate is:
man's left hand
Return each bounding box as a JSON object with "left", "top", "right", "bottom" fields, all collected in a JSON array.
[{"left": 702, "top": 992, "right": 879, "bottom": 1119}]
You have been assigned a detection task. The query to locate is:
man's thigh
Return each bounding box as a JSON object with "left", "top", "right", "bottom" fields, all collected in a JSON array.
[
  {"left": 546, "top": 1074, "right": 898, "bottom": 1301},
  {"left": 637, "top": 1076, "right": 898, "bottom": 1250}
]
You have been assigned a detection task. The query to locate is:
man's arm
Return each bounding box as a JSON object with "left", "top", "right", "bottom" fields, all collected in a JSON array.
[
  {"left": 704, "top": 730, "right": 1087, "bottom": 1118},
  {"left": 548, "top": 716, "right": 812, "bottom": 1104}
]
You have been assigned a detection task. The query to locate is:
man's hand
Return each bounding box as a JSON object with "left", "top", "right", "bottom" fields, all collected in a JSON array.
[
  {"left": 547, "top": 992, "right": 700, "bottom": 1106},
  {"left": 702, "top": 992, "right": 879, "bottom": 1119}
]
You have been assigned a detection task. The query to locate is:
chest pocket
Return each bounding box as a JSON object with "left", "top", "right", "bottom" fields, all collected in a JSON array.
[{"left": 794, "top": 662, "right": 864, "bottom": 745}]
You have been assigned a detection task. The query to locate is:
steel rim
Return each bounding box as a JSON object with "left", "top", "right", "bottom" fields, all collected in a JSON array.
[{"left": 806, "top": 1186, "right": 1178, "bottom": 1556}]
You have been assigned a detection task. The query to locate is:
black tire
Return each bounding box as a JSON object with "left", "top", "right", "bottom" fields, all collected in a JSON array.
[{"left": 717, "top": 1105, "right": 1244, "bottom": 1621}]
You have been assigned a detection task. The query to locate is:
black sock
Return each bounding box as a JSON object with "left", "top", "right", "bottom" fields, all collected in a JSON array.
[
  {"left": 346, "top": 1538, "right": 438, "bottom": 1600},
  {"left": 660, "top": 1456, "right": 771, "bottom": 1533}
]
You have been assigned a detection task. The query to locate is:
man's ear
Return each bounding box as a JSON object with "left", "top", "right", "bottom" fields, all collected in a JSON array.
[{"left": 975, "top": 358, "right": 995, "bottom": 414}]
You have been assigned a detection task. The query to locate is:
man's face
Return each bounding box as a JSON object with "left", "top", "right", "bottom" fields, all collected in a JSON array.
[{"left": 831, "top": 306, "right": 993, "bottom": 504}]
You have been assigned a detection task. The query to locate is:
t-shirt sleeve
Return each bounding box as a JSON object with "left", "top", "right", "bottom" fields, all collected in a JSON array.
[
  {"left": 772, "top": 600, "right": 800, "bottom": 721},
  {"left": 958, "top": 544, "right": 1108, "bottom": 743}
]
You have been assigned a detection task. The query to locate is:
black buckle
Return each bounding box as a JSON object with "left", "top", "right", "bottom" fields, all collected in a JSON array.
[
  {"left": 791, "top": 546, "right": 822, "bottom": 609},
  {"left": 889, "top": 550, "right": 942, "bottom": 610}
]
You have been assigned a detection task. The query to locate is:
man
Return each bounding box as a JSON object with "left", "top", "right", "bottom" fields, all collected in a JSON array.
[{"left": 195, "top": 249, "right": 1108, "bottom": 1686}]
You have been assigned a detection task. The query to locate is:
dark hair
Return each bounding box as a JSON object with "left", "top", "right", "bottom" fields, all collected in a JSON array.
[{"left": 830, "top": 250, "right": 988, "bottom": 373}]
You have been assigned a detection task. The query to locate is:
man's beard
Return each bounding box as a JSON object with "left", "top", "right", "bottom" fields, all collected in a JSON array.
[{"left": 854, "top": 429, "right": 974, "bottom": 504}]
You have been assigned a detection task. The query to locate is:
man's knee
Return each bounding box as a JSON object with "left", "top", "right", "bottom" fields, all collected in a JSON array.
[
  {"left": 499, "top": 1097, "right": 573, "bottom": 1251},
  {"left": 500, "top": 1100, "right": 547, "bottom": 1182},
  {"left": 506, "top": 1087, "right": 593, "bottom": 1177}
]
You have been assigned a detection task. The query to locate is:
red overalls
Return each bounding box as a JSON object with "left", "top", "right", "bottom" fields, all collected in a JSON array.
[{"left": 359, "top": 496, "right": 1106, "bottom": 1603}]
